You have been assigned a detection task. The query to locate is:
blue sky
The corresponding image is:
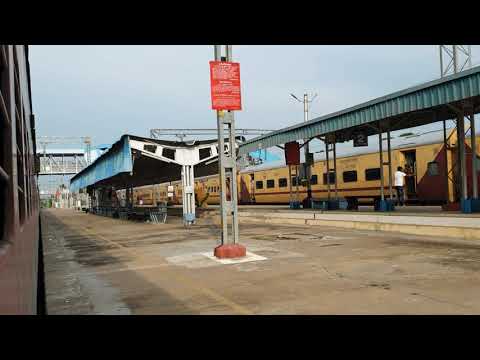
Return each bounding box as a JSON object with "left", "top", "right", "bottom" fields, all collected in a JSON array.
[{"left": 30, "top": 45, "right": 480, "bottom": 153}]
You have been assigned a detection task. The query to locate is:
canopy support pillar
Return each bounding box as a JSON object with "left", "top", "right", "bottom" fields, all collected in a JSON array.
[
  {"left": 333, "top": 134, "right": 338, "bottom": 200},
  {"left": 377, "top": 124, "right": 394, "bottom": 211},
  {"left": 443, "top": 119, "right": 450, "bottom": 204},
  {"left": 325, "top": 138, "right": 331, "bottom": 200},
  {"left": 181, "top": 164, "right": 196, "bottom": 225},
  {"left": 470, "top": 111, "right": 478, "bottom": 199},
  {"left": 462, "top": 105, "right": 480, "bottom": 212},
  {"left": 387, "top": 130, "right": 393, "bottom": 201},
  {"left": 458, "top": 111, "right": 467, "bottom": 202}
]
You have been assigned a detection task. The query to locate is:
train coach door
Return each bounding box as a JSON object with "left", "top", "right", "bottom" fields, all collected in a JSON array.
[
  {"left": 402, "top": 150, "right": 417, "bottom": 200},
  {"left": 250, "top": 173, "right": 255, "bottom": 203},
  {"left": 238, "top": 174, "right": 251, "bottom": 204}
]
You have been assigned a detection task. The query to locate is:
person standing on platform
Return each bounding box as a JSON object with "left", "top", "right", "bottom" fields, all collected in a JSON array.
[{"left": 394, "top": 166, "right": 407, "bottom": 206}]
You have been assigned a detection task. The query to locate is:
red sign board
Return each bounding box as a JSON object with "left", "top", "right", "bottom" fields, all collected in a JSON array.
[
  {"left": 209, "top": 61, "right": 242, "bottom": 111},
  {"left": 285, "top": 141, "right": 300, "bottom": 165}
]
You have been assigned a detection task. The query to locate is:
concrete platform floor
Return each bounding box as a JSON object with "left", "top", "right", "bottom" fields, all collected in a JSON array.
[{"left": 42, "top": 208, "right": 480, "bottom": 314}]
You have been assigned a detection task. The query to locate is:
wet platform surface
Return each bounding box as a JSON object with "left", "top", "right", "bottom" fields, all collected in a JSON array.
[{"left": 43, "top": 208, "right": 480, "bottom": 314}]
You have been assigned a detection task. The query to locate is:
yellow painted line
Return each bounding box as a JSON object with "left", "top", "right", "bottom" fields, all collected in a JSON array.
[{"left": 80, "top": 227, "right": 253, "bottom": 315}]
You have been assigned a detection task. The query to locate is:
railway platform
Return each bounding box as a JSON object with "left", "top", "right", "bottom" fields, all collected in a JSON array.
[
  {"left": 200, "top": 205, "right": 480, "bottom": 241},
  {"left": 42, "top": 208, "right": 480, "bottom": 314}
]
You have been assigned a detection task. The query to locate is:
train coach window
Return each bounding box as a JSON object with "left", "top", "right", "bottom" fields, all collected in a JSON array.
[
  {"left": 427, "top": 161, "right": 439, "bottom": 176},
  {"left": 256, "top": 180, "right": 264, "bottom": 189},
  {"left": 1, "top": 50, "right": 9, "bottom": 241},
  {"left": 343, "top": 170, "right": 358, "bottom": 183},
  {"left": 266, "top": 179, "right": 275, "bottom": 188},
  {"left": 291, "top": 177, "right": 299, "bottom": 187},
  {"left": 14, "top": 61, "right": 26, "bottom": 224},
  {"left": 365, "top": 168, "right": 381, "bottom": 181},
  {"left": 279, "top": 178, "right": 288, "bottom": 187},
  {"left": 310, "top": 175, "right": 318, "bottom": 185},
  {"left": 323, "top": 172, "right": 336, "bottom": 185}
]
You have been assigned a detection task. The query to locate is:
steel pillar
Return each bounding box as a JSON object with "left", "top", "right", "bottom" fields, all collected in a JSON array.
[
  {"left": 470, "top": 111, "right": 478, "bottom": 199},
  {"left": 288, "top": 165, "right": 293, "bottom": 204},
  {"left": 439, "top": 45, "right": 473, "bottom": 208},
  {"left": 303, "top": 94, "right": 312, "bottom": 203},
  {"left": 181, "top": 164, "right": 195, "bottom": 225},
  {"left": 288, "top": 164, "right": 300, "bottom": 208},
  {"left": 325, "top": 139, "right": 331, "bottom": 200},
  {"left": 213, "top": 45, "right": 243, "bottom": 258},
  {"left": 387, "top": 130, "right": 393, "bottom": 200},
  {"left": 290, "top": 93, "right": 316, "bottom": 204},
  {"left": 333, "top": 136, "right": 338, "bottom": 200},
  {"left": 295, "top": 164, "right": 300, "bottom": 202},
  {"left": 379, "top": 128, "right": 385, "bottom": 202},
  {"left": 458, "top": 112, "right": 467, "bottom": 201},
  {"left": 377, "top": 125, "right": 393, "bottom": 211},
  {"left": 439, "top": 45, "right": 472, "bottom": 77},
  {"left": 443, "top": 119, "right": 449, "bottom": 203}
]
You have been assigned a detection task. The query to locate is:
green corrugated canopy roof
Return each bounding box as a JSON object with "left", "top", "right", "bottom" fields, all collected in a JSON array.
[{"left": 239, "top": 65, "right": 480, "bottom": 156}]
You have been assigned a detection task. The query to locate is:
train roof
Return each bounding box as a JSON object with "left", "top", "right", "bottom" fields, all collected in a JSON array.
[{"left": 240, "top": 125, "right": 480, "bottom": 173}]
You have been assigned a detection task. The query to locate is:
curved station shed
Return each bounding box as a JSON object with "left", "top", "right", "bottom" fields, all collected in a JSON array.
[{"left": 70, "top": 134, "right": 243, "bottom": 224}]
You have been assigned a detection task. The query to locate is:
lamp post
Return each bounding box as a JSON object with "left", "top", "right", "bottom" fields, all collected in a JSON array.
[{"left": 290, "top": 92, "right": 317, "bottom": 207}]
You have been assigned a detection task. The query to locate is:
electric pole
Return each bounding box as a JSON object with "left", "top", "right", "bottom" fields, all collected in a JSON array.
[
  {"left": 290, "top": 92, "right": 317, "bottom": 207},
  {"left": 439, "top": 45, "right": 476, "bottom": 206},
  {"left": 439, "top": 45, "right": 471, "bottom": 77}
]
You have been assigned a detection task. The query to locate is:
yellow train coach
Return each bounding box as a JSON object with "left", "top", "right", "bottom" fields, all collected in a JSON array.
[{"left": 128, "top": 127, "right": 480, "bottom": 209}]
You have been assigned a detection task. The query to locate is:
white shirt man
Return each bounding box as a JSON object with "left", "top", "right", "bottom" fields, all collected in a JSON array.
[
  {"left": 394, "top": 169, "right": 406, "bottom": 187},
  {"left": 394, "top": 167, "right": 407, "bottom": 205}
]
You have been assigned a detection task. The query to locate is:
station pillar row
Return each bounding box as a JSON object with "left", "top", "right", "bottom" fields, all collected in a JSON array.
[{"left": 378, "top": 126, "right": 395, "bottom": 212}]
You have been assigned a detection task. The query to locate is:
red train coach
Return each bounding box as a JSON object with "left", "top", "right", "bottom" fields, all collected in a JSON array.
[{"left": 0, "top": 45, "right": 44, "bottom": 314}]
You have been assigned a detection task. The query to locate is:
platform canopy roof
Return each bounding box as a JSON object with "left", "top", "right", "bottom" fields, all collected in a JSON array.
[
  {"left": 70, "top": 134, "right": 243, "bottom": 192},
  {"left": 239, "top": 65, "right": 480, "bottom": 156}
]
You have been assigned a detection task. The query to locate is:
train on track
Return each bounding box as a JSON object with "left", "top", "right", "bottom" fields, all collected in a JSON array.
[
  {"left": 126, "top": 127, "right": 480, "bottom": 209},
  {"left": 0, "top": 45, "right": 43, "bottom": 314}
]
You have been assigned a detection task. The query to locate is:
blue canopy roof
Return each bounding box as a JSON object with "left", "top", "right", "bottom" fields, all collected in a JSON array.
[{"left": 70, "top": 135, "right": 133, "bottom": 192}]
